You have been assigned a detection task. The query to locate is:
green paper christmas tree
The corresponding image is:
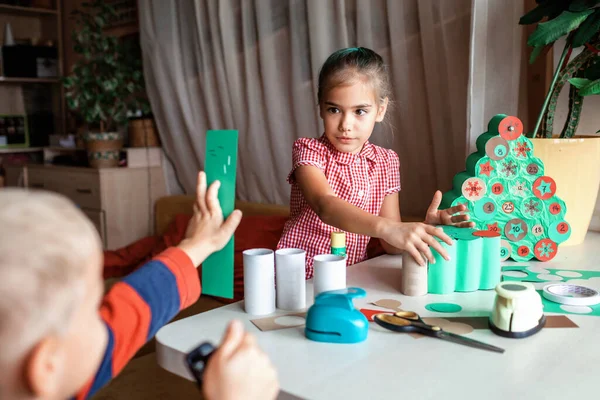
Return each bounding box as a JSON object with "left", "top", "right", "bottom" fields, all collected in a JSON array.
[{"left": 441, "top": 114, "right": 571, "bottom": 262}]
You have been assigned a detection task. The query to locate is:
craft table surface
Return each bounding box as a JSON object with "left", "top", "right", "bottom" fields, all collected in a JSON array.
[{"left": 156, "top": 232, "right": 600, "bottom": 400}]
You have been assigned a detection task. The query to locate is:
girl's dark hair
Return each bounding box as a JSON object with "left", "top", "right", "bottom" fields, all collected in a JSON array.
[{"left": 317, "top": 47, "right": 391, "bottom": 105}]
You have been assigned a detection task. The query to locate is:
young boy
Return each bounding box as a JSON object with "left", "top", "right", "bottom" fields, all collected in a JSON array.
[{"left": 0, "top": 172, "right": 279, "bottom": 400}]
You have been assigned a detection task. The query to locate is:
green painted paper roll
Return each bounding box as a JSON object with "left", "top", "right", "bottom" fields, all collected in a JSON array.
[
  {"left": 452, "top": 171, "right": 472, "bottom": 193},
  {"left": 428, "top": 239, "right": 458, "bottom": 294},
  {"left": 479, "top": 235, "right": 501, "bottom": 290},
  {"left": 487, "top": 114, "right": 508, "bottom": 134},
  {"left": 476, "top": 132, "right": 496, "bottom": 154},
  {"left": 455, "top": 235, "right": 483, "bottom": 292},
  {"left": 466, "top": 152, "right": 483, "bottom": 176},
  {"left": 440, "top": 190, "right": 460, "bottom": 210}
]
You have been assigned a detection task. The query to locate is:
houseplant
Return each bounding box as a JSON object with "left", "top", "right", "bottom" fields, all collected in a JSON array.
[
  {"left": 63, "top": 0, "right": 148, "bottom": 167},
  {"left": 520, "top": 0, "right": 600, "bottom": 245}
]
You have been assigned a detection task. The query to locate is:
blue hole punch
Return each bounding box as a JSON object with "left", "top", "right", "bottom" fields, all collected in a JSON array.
[{"left": 305, "top": 287, "right": 368, "bottom": 344}]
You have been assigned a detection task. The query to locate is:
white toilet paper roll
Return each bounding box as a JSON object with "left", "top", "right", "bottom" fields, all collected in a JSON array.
[
  {"left": 313, "top": 254, "right": 346, "bottom": 298},
  {"left": 243, "top": 248, "right": 275, "bottom": 316},
  {"left": 275, "top": 248, "right": 306, "bottom": 310},
  {"left": 401, "top": 252, "right": 428, "bottom": 296}
]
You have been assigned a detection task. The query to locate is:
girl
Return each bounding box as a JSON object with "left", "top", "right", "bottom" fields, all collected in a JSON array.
[{"left": 277, "top": 47, "right": 472, "bottom": 278}]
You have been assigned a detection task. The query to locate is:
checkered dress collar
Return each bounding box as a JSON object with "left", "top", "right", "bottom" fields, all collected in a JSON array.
[{"left": 320, "top": 134, "right": 377, "bottom": 165}]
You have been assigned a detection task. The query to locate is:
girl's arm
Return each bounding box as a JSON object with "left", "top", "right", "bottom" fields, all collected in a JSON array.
[
  {"left": 294, "top": 165, "right": 451, "bottom": 265},
  {"left": 377, "top": 192, "right": 402, "bottom": 255}
]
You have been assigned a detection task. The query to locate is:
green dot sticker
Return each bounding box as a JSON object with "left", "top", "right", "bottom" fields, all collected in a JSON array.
[
  {"left": 425, "top": 303, "right": 462, "bottom": 313},
  {"left": 549, "top": 220, "right": 571, "bottom": 244}
]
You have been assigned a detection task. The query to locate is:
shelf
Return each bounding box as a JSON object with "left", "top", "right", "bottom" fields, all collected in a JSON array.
[
  {"left": 0, "top": 4, "right": 58, "bottom": 16},
  {"left": 0, "top": 77, "right": 61, "bottom": 83},
  {"left": 0, "top": 147, "right": 43, "bottom": 154}
]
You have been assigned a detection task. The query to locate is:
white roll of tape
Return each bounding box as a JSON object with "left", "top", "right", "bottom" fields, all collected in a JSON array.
[{"left": 542, "top": 284, "right": 600, "bottom": 306}]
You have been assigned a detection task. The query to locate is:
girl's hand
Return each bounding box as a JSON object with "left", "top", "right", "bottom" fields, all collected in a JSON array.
[
  {"left": 381, "top": 221, "right": 453, "bottom": 266},
  {"left": 424, "top": 190, "right": 474, "bottom": 228}
]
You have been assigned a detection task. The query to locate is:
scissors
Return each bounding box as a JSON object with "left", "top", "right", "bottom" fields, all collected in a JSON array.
[{"left": 373, "top": 311, "right": 505, "bottom": 354}]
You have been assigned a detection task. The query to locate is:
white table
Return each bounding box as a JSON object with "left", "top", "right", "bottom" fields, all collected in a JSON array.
[{"left": 157, "top": 232, "right": 600, "bottom": 400}]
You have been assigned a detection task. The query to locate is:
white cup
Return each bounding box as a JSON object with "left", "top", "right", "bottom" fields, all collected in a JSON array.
[
  {"left": 243, "top": 248, "right": 275, "bottom": 316},
  {"left": 275, "top": 248, "right": 306, "bottom": 310},
  {"left": 313, "top": 254, "right": 346, "bottom": 298}
]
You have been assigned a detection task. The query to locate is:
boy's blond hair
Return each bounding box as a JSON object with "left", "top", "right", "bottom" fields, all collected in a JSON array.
[{"left": 0, "top": 189, "right": 102, "bottom": 367}]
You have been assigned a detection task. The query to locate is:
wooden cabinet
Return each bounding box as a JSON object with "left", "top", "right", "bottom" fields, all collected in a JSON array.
[{"left": 7, "top": 164, "right": 167, "bottom": 249}]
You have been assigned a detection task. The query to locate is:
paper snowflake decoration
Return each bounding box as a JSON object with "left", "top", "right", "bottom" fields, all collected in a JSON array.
[
  {"left": 511, "top": 181, "right": 528, "bottom": 197},
  {"left": 501, "top": 160, "right": 517, "bottom": 177},
  {"left": 536, "top": 241, "right": 555, "bottom": 258},
  {"left": 524, "top": 198, "right": 540, "bottom": 217},
  {"left": 465, "top": 181, "right": 483, "bottom": 198},
  {"left": 514, "top": 140, "right": 531, "bottom": 158}
]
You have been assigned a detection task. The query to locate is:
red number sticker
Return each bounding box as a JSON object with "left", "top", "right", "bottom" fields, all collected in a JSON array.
[{"left": 518, "top": 246, "right": 530, "bottom": 257}]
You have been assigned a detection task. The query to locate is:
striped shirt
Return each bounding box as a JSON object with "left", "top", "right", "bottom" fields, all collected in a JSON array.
[
  {"left": 277, "top": 135, "right": 401, "bottom": 278},
  {"left": 74, "top": 247, "right": 200, "bottom": 399}
]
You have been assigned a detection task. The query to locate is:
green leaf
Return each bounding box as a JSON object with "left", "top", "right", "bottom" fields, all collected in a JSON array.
[
  {"left": 571, "top": 9, "right": 600, "bottom": 47},
  {"left": 528, "top": 10, "right": 595, "bottom": 46},
  {"left": 569, "top": 77, "right": 592, "bottom": 88},
  {"left": 569, "top": 0, "right": 600, "bottom": 12},
  {"left": 596, "top": 129, "right": 600, "bottom": 133},
  {"left": 580, "top": 78, "right": 600, "bottom": 95},
  {"left": 530, "top": 45, "right": 546, "bottom": 64},
  {"left": 520, "top": 5, "right": 550, "bottom": 25}
]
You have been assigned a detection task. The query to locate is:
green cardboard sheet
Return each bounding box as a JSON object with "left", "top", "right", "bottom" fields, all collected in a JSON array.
[
  {"left": 502, "top": 266, "right": 600, "bottom": 283},
  {"left": 202, "top": 130, "right": 238, "bottom": 299}
]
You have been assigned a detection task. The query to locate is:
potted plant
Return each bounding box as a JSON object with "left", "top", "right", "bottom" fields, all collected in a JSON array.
[
  {"left": 520, "top": 0, "right": 600, "bottom": 245},
  {"left": 63, "top": 0, "right": 147, "bottom": 167},
  {"left": 121, "top": 39, "right": 160, "bottom": 148}
]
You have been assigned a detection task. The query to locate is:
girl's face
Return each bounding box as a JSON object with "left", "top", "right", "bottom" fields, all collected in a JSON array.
[{"left": 320, "top": 80, "right": 388, "bottom": 154}]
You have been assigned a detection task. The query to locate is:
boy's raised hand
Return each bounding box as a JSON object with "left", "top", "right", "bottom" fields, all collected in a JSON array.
[
  {"left": 424, "top": 190, "right": 474, "bottom": 228},
  {"left": 203, "top": 320, "right": 279, "bottom": 400},
  {"left": 178, "top": 171, "right": 243, "bottom": 266}
]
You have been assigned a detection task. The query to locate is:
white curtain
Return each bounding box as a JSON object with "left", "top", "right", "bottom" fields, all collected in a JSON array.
[
  {"left": 467, "top": 0, "right": 526, "bottom": 153},
  {"left": 139, "top": 0, "right": 479, "bottom": 217}
]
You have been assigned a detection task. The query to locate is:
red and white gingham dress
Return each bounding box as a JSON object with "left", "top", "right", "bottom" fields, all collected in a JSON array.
[{"left": 277, "top": 135, "right": 401, "bottom": 279}]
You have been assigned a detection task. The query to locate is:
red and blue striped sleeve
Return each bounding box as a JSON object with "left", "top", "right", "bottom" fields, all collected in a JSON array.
[{"left": 74, "top": 247, "right": 201, "bottom": 400}]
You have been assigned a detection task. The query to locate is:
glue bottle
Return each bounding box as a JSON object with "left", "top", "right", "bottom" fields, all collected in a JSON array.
[{"left": 331, "top": 231, "right": 346, "bottom": 257}]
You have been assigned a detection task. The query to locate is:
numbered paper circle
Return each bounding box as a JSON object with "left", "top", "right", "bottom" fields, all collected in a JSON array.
[
  {"left": 485, "top": 137, "right": 510, "bottom": 161},
  {"left": 498, "top": 158, "right": 518, "bottom": 179},
  {"left": 473, "top": 197, "right": 497, "bottom": 221},
  {"left": 531, "top": 224, "right": 544, "bottom": 237},
  {"left": 534, "top": 238, "right": 558, "bottom": 262},
  {"left": 522, "top": 197, "right": 542, "bottom": 218},
  {"left": 512, "top": 138, "right": 533, "bottom": 158},
  {"left": 491, "top": 181, "right": 504, "bottom": 196},
  {"left": 498, "top": 116, "right": 523, "bottom": 141},
  {"left": 501, "top": 201, "right": 516, "bottom": 214},
  {"left": 500, "top": 240, "right": 512, "bottom": 261},
  {"left": 504, "top": 218, "right": 528, "bottom": 242},
  {"left": 526, "top": 163, "right": 540, "bottom": 176},
  {"left": 461, "top": 177, "right": 486, "bottom": 201},
  {"left": 549, "top": 202, "right": 562, "bottom": 215},
  {"left": 517, "top": 245, "right": 531, "bottom": 258},
  {"left": 533, "top": 176, "right": 557, "bottom": 200},
  {"left": 549, "top": 221, "right": 571, "bottom": 244}
]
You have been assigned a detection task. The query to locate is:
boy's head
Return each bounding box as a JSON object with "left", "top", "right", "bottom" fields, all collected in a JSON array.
[
  {"left": 317, "top": 47, "right": 391, "bottom": 154},
  {"left": 0, "top": 189, "right": 106, "bottom": 400}
]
